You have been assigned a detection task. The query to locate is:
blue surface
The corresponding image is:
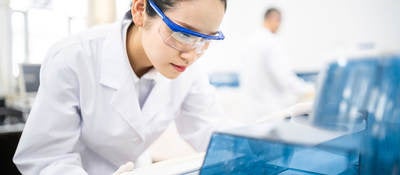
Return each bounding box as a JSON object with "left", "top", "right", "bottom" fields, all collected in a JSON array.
[{"left": 200, "top": 132, "right": 359, "bottom": 175}]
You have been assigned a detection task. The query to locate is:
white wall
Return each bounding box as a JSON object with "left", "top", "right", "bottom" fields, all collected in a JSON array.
[
  {"left": 9, "top": 0, "right": 88, "bottom": 64},
  {"left": 88, "top": 0, "right": 116, "bottom": 27},
  {"left": 200, "top": 0, "right": 400, "bottom": 72},
  {"left": 0, "top": 0, "right": 12, "bottom": 96}
]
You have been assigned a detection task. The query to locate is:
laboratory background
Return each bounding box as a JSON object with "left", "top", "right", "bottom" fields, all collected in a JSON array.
[{"left": 1, "top": 0, "right": 400, "bottom": 174}]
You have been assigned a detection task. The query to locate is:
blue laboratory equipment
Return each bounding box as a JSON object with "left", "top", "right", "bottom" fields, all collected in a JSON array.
[
  {"left": 200, "top": 131, "right": 359, "bottom": 175},
  {"left": 209, "top": 72, "right": 240, "bottom": 88},
  {"left": 296, "top": 72, "right": 319, "bottom": 83},
  {"left": 199, "top": 55, "right": 400, "bottom": 175}
]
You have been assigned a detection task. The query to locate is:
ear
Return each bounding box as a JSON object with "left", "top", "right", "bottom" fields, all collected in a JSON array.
[{"left": 131, "top": 0, "right": 146, "bottom": 27}]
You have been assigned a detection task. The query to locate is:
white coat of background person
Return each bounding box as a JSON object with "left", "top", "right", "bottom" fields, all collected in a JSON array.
[
  {"left": 13, "top": 0, "right": 234, "bottom": 174},
  {"left": 241, "top": 8, "right": 315, "bottom": 119}
]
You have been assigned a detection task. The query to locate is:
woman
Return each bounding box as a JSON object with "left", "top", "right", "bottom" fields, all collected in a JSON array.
[{"left": 13, "top": 0, "right": 229, "bottom": 174}]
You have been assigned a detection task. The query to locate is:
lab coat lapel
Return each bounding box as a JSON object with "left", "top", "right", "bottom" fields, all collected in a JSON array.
[
  {"left": 141, "top": 74, "right": 171, "bottom": 120},
  {"left": 98, "top": 21, "right": 146, "bottom": 140},
  {"left": 110, "top": 77, "right": 147, "bottom": 140}
]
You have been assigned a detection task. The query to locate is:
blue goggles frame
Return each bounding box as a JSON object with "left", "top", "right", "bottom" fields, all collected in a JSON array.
[{"left": 148, "top": 0, "right": 225, "bottom": 40}]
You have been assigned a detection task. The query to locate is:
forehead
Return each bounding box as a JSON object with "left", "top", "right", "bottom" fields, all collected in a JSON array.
[
  {"left": 164, "top": 0, "right": 225, "bottom": 34},
  {"left": 270, "top": 11, "right": 281, "bottom": 18}
]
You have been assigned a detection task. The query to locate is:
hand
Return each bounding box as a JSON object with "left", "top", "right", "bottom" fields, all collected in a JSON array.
[{"left": 112, "top": 162, "right": 135, "bottom": 175}]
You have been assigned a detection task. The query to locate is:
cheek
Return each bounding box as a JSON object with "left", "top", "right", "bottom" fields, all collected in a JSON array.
[
  {"left": 274, "top": 20, "right": 281, "bottom": 26},
  {"left": 142, "top": 28, "right": 178, "bottom": 66}
]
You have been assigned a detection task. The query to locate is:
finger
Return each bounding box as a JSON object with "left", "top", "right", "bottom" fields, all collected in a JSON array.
[
  {"left": 122, "top": 162, "right": 135, "bottom": 171},
  {"left": 113, "top": 162, "right": 135, "bottom": 175}
]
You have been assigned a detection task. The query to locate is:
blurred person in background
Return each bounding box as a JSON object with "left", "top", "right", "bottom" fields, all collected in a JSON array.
[{"left": 241, "top": 8, "right": 315, "bottom": 119}]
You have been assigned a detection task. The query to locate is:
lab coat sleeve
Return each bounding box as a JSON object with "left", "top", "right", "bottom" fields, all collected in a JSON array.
[
  {"left": 13, "top": 46, "right": 88, "bottom": 175},
  {"left": 174, "top": 73, "right": 240, "bottom": 152}
]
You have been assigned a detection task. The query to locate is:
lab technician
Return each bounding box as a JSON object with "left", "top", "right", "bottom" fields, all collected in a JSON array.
[
  {"left": 242, "top": 8, "right": 314, "bottom": 118},
  {"left": 13, "top": 0, "right": 231, "bottom": 174}
]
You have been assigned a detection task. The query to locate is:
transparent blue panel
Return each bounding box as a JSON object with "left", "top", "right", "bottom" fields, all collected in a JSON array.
[
  {"left": 311, "top": 55, "right": 400, "bottom": 131},
  {"left": 200, "top": 131, "right": 359, "bottom": 175},
  {"left": 311, "top": 58, "right": 379, "bottom": 131},
  {"left": 360, "top": 122, "right": 400, "bottom": 175},
  {"left": 371, "top": 56, "right": 400, "bottom": 124}
]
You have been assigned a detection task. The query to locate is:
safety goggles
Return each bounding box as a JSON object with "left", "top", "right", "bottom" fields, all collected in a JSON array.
[{"left": 148, "top": 0, "right": 225, "bottom": 54}]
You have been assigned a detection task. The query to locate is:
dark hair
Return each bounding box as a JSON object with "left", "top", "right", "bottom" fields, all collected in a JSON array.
[
  {"left": 264, "top": 8, "right": 281, "bottom": 20},
  {"left": 145, "top": 0, "right": 227, "bottom": 17}
]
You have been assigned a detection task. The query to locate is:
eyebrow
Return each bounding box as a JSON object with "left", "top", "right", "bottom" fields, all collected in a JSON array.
[{"left": 174, "top": 19, "right": 219, "bottom": 36}]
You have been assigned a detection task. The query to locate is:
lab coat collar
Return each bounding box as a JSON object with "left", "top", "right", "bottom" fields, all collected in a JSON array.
[
  {"left": 99, "top": 12, "right": 165, "bottom": 88},
  {"left": 263, "top": 28, "right": 278, "bottom": 39},
  {"left": 256, "top": 28, "right": 273, "bottom": 38},
  {"left": 132, "top": 68, "right": 165, "bottom": 84},
  {"left": 99, "top": 21, "right": 129, "bottom": 90},
  {"left": 110, "top": 71, "right": 171, "bottom": 141},
  {"left": 100, "top": 17, "right": 171, "bottom": 141}
]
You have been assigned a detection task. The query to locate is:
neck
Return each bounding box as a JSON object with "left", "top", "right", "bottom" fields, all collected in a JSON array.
[
  {"left": 263, "top": 22, "right": 275, "bottom": 34},
  {"left": 126, "top": 25, "right": 153, "bottom": 78}
]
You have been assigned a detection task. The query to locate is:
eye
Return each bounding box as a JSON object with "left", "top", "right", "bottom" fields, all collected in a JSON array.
[
  {"left": 177, "top": 32, "right": 193, "bottom": 40},
  {"left": 171, "top": 32, "right": 198, "bottom": 44}
]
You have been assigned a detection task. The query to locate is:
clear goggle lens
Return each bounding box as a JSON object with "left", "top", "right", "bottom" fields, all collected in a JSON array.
[{"left": 159, "top": 24, "right": 210, "bottom": 55}]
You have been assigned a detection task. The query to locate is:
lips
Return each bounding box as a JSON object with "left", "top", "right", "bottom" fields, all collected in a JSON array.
[{"left": 171, "top": 63, "right": 187, "bottom": 72}]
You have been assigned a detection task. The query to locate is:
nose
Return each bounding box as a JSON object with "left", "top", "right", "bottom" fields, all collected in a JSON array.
[{"left": 179, "top": 50, "right": 198, "bottom": 65}]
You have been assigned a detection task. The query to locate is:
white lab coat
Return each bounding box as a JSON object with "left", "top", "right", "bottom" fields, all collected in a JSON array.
[
  {"left": 241, "top": 29, "right": 313, "bottom": 118},
  {"left": 13, "top": 16, "right": 225, "bottom": 175}
]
